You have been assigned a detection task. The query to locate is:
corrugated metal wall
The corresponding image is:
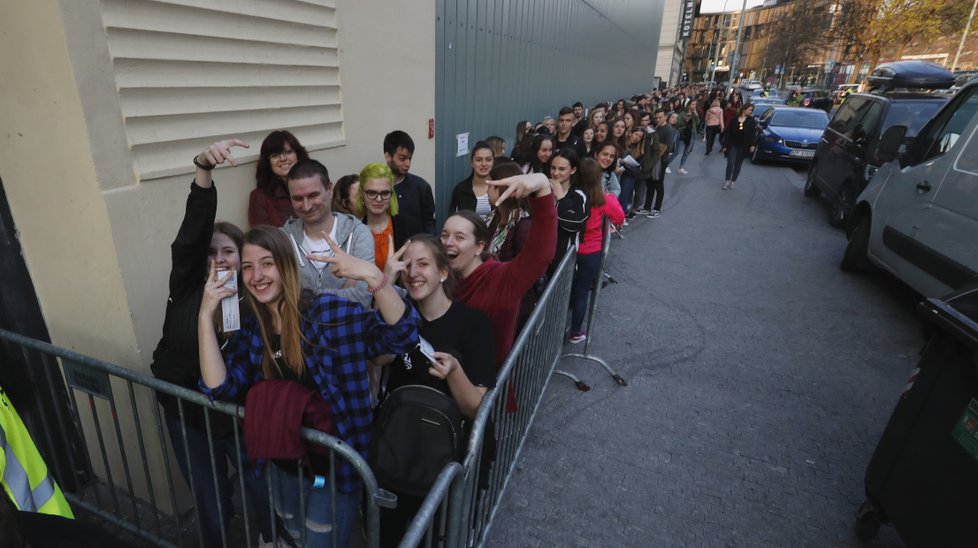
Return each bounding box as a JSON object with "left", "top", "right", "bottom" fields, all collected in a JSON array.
[{"left": 434, "top": 0, "right": 665, "bottom": 223}]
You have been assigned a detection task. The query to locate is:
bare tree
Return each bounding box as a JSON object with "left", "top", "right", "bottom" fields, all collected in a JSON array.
[{"left": 764, "top": 0, "right": 834, "bottom": 85}]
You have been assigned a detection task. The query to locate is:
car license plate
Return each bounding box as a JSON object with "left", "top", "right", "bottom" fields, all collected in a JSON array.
[{"left": 790, "top": 149, "right": 815, "bottom": 158}]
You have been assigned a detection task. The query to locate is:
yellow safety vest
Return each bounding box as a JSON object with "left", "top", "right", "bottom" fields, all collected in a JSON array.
[{"left": 0, "top": 387, "right": 74, "bottom": 518}]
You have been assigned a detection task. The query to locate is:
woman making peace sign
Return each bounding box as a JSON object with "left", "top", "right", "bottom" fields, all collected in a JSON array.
[{"left": 197, "top": 226, "right": 419, "bottom": 548}]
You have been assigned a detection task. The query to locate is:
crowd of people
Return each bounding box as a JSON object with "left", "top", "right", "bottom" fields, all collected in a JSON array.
[{"left": 148, "top": 83, "right": 758, "bottom": 547}]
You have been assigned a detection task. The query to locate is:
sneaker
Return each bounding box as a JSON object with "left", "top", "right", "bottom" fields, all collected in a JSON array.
[
  {"left": 665, "top": 167, "right": 672, "bottom": 174},
  {"left": 679, "top": 168, "right": 688, "bottom": 174},
  {"left": 626, "top": 211, "right": 636, "bottom": 220},
  {"left": 647, "top": 210, "right": 660, "bottom": 218},
  {"left": 568, "top": 331, "right": 587, "bottom": 344},
  {"left": 635, "top": 208, "right": 650, "bottom": 214},
  {"left": 622, "top": 219, "right": 629, "bottom": 227}
]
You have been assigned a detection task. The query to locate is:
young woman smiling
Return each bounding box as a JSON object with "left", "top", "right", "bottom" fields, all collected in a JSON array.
[
  {"left": 440, "top": 172, "right": 556, "bottom": 385},
  {"left": 549, "top": 149, "right": 590, "bottom": 271},
  {"left": 592, "top": 141, "right": 621, "bottom": 196},
  {"left": 449, "top": 141, "right": 495, "bottom": 217},
  {"left": 247, "top": 130, "right": 309, "bottom": 227},
  {"left": 198, "top": 226, "right": 419, "bottom": 548},
  {"left": 354, "top": 162, "right": 422, "bottom": 272}
]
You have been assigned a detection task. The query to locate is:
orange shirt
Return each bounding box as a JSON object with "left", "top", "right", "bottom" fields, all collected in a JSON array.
[{"left": 371, "top": 217, "right": 394, "bottom": 271}]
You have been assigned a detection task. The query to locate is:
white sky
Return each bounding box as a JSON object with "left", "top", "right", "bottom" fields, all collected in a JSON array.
[{"left": 699, "top": 0, "right": 767, "bottom": 14}]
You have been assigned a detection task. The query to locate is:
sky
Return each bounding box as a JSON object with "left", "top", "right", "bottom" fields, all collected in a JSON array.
[{"left": 699, "top": 0, "right": 768, "bottom": 14}]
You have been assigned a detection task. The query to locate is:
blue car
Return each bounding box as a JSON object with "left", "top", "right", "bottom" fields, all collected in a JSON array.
[{"left": 751, "top": 107, "right": 829, "bottom": 164}]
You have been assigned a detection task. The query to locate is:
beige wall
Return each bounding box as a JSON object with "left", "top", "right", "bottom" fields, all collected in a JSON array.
[
  {"left": 0, "top": 0, "right": 435, "bottom": 371},
  {"left": 1, "top": 0, "right": 434, "bottom": 510},
  {"left": 656, "top": 0, "right": 683, "bottom": 86}
]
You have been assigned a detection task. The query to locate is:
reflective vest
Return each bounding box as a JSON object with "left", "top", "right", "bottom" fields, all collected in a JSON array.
[{"left": 0, "top": 387, "right": 74, "bottom": 518}]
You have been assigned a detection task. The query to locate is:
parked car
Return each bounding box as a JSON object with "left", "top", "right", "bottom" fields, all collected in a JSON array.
[
  {"left": 750, "top": 97, "right": 784, "bottom": 119},
  {"left": 751, "top": 107, "right": 829, "bottom": 164},
  {"left": 804, "top": 60, "right": 955, "bottom": 227},
  {"left": 840, "top": 76, "right": 978, "bottom": 297},
  {"left": 799, "top": 89, "right": 834, "bottom": 112}
]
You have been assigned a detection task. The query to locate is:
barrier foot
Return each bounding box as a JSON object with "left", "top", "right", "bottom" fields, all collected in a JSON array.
[
  {"left": 553, "top": 370, "right": 591, "bottom": 392},
  {"left": 560, "top": 353, "right": 627, "bottom": 388}
]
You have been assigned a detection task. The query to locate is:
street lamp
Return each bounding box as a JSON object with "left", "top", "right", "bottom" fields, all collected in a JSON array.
[
  {"left": 728, "top": 0, "right": 749, "bottom": 87},
  {"left": 709, "top": 0, "right": 737, "bottom": 84}
]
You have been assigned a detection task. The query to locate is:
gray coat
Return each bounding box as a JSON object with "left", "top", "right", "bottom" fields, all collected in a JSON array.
[{"left": 281, "top": 213, "right": 375, "bottom": 307}]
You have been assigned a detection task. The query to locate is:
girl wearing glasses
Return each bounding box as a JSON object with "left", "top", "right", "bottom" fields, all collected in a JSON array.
[
  {"left": 720, "top": 104, "right": 757, "bottom": 190},
  {"left": 355, "top": 163, "right": 422, "bottom": 271}
]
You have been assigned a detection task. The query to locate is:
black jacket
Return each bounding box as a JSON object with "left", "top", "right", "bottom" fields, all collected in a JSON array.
[
  {"left": 393, "top": 173, "right": 437, "bottom": 235},
  {"left": 449, "top": 175, "right": 477, "bottom": 213},
  {"left": 722, "top": 116, "right": 758, "bottom": 148}
]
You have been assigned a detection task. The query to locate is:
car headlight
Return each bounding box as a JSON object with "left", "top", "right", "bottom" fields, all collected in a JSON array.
[{"left": 766, "top": 135, "right": 784, "bottom": 145}]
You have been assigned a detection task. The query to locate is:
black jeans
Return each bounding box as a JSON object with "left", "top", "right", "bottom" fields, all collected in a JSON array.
[
  {"left": 725, "top": 144, "right": 748, "bottom": 181},
  {"left": 705, "top": 125, "right": 721, "bottom": 154},
  {"left": 644, "top": 164, "right": 665, "bottom": 211}
]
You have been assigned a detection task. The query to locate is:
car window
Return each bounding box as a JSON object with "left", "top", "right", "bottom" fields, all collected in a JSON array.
[
  {"left": 829, "top": 97, "right": 874, "bottom": 138},
  {"left": 770, "top": 111, "right": 829, "bottom": 129},
  {"left": 916, "top": 88, "right": 978, "bottom": 164},
  {"left": 853, "top": 102, "right": 883, "bottom": 142},
  {"left": 882, "top": 100, "right": 947, "bottom": 137}
]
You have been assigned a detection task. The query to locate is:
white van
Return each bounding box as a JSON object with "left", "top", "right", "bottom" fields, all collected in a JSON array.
[{"left": 841, "top": 78, "right": 978, "bottom": 297}]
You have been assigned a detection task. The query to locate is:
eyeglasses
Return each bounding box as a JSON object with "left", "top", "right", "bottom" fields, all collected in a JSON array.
[
  {"left": 270, "top": 148, "right": 296, "bottom": 161},
  {"left": 364, "top": 190, "right": 393, "bottom": 201}
]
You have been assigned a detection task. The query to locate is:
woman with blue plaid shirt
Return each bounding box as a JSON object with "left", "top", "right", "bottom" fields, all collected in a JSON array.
[{"left": 198, "top": 225, "right": 419, "bottom": 548}]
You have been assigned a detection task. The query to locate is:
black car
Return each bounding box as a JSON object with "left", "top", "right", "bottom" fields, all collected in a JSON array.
[
  {"left": 804, "top": 60, "right": 954, "bottom": 227},
  {"left": 799, "top": 89, "right": 833, "bottom": 112}
]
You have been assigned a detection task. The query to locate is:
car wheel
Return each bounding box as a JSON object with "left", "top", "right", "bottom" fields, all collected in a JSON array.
[
  {"left": 841, "top": 214, "right": 870, "bottom": 272},
  {"left": 828, "top": 184, "right": 854, "bottom": 228},
  {"left": 803, "top": 164, "right": 821, "bottom": 197}
]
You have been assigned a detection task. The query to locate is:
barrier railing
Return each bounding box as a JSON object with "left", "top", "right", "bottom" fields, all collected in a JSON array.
[
  {"left": 399, "top": 246, "right": 578, "bottom": 548},
  {"left": 0, "top": 328, "right": 392, "bottom": 548}
]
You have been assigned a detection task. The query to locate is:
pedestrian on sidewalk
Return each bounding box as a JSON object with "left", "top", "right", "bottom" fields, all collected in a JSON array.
[
  {"left": 703, "top": 98, "right": 724, "bottom": 155},
  {"left": 676, "top": 100, "right": 700, "bottom": 174},
  {"left": 720, "top": 103, "right": 757, "bottom": 190}
]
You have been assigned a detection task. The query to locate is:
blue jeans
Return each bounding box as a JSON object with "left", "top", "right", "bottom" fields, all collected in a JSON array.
[
  {"left": 165, "top": 413, "right": 274, "bottom": 546},
  {"left": 570, "top": 252, "right": 603, "bottom": 333},
  {"left": 618, "top": 173, "right": 637, "bottom": 213},
  {"left": 270, "top": 463, "right": 359, "bottom": 548}
]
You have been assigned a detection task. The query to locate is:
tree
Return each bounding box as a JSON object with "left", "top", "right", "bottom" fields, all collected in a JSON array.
[{"left": 763, "top": 0, "right": 834, "bottom": 85}]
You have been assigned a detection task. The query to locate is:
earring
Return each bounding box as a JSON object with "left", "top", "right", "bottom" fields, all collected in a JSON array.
[{"left": 440, "top": 277, "right": 446, "bottom": 282}]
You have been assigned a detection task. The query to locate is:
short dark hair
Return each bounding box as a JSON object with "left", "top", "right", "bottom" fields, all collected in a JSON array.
[
  {"left": 286, "top": 159, "right": 331, "bottom": 189},
  {"left": 572, "top": 101, "right": 583, "bottom": 109},
  {"left": 654, "top": 108, "right": 667, "bottom": 116},
  {"left": 383, "top": 130, "right": 415, "bottom": 155},
  {"left": 558, "top": 106, "right": 574, "bottom": 117}
]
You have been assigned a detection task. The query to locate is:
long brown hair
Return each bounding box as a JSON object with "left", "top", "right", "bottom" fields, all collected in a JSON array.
[
  {"left": 407, "top": 234, "right": 457, "bottom": 298},
  {"left": 578, "top": 158, "right": 606, "bottom": 208},
  {"left": 256, "top": 130, "right": 309, "bottom": 194},
  {"left": 242, "top": 226, "right": 307, "bottom": 379}
]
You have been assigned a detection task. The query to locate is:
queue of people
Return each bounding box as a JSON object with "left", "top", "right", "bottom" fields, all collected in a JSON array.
[{"left": 148, "top": 84, "right": 752, "bottom": 547}]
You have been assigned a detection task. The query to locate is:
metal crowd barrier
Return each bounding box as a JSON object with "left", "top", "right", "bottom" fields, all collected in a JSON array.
[
  {"left": 0, "top": 328, "right": 390, "bottom": 548},
  {"left": 399, "top": 247, "right": 578, "bottom": 548}
]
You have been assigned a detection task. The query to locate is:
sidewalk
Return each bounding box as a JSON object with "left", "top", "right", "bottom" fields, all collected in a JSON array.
[{"left": 486, "top": 149, "right": 915, "bottom": 546}]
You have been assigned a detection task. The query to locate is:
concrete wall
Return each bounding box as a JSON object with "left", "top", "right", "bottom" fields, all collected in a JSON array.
[{"left": 655, "top": 0, "right": 684, "bottom": 86}]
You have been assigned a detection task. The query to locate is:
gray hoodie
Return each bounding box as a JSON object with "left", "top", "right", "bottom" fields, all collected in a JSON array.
[{"left": 281, "top": 212, "right": 375, "bottom": 307}]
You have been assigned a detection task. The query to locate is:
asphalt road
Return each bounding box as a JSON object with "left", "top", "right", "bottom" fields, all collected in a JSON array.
[{"left": 485, "top": 145, "right": 922, "bottom": 547}]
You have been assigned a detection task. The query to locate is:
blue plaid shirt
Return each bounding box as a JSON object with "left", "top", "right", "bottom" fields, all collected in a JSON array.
[{"left": 200, "top": 293, "right": 419, "bottom": 492}]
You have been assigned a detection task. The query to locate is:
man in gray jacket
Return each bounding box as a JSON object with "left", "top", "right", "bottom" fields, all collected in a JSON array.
[{"left": 280, "top": 160, "right": 375, "bottom": 307}]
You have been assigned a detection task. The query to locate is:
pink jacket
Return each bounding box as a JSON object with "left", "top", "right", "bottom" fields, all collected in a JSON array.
[
  {"left": 705, "top": 107, "right": 724, "bottom": 128},
  {"left": 578, "top": 194, "right": 625, "bottom": 255}
]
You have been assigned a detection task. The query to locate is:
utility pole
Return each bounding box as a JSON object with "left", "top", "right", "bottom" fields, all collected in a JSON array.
[
  {"left": 728, "top": 0, "right": 749, "bottom": 86},
  {"left": 952, "top": 0, "right": 978, "bottom": 72}
]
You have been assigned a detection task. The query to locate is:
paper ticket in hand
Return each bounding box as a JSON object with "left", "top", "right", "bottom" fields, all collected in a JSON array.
[
  {"left": 221, "top": 271, "right": 241, "bottom": 332},
  {"left": 418, "top": 336, "right": 437, "bottom": 363}
]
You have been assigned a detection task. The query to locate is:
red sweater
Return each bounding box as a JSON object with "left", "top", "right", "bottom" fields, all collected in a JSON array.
[
  {"left": 578, "top": 194, "right": 624, "bottom": 255},
  {"left": 454, "top": 193, "right": 557, "bottom": 369},
  {"left": 248, "top": 184, "right": 294, "bottom": 228}
]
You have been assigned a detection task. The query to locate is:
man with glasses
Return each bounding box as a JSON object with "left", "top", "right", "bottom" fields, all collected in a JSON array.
[{"left": 281, "top": 159, "right": 376, "bottom": 306}]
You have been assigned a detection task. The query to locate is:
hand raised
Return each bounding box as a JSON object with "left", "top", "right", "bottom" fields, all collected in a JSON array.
[
  {"left": 198, "top": 139, "right": 250, "bottom": 168},
  {"left": 487, "top": 172, "right": 551, "bottom": 205},
  {"left": 384, "top": 240, "right": 412, "bottom": 285},
  {"left": 201, "top": 259, "right": 236, "bottom": 317}
]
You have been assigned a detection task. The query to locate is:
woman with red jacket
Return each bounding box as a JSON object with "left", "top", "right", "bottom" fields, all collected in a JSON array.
[
  {"left": 440, "top": 173, "right": 557, "bottom": 379},
  {"left": 567, "top": 159, "right": 624, "bottom": 343}
]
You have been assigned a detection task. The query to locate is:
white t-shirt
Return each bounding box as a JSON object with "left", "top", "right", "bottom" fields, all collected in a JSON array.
[{"left": 302, "top": 223, "right": 338, "bottom": 272}]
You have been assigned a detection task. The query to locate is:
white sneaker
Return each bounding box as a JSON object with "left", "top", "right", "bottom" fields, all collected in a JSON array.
[
  {"left": 678, "top": 168, "right": 688, "bottom": 174},
  {"left": 665, "top": 167, "right": 672, "bottom": 174}
]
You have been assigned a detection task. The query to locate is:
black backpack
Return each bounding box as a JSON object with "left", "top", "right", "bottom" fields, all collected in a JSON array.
[{"left": 369, "top": 385, "right": 467, "bottom": 497}]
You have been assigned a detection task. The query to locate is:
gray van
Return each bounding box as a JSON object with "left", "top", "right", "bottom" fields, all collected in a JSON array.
[{"left": 841, "top": 77, "right": 978, "bottom": 297}]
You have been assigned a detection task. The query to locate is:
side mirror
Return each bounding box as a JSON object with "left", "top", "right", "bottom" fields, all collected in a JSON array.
[{"left": 876, "top": 125, "right": 908, "bottom": 164}]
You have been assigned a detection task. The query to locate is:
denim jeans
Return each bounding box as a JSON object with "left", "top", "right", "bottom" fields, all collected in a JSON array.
[
  {"left": 165, "top": 413, "right": 274, "bottom": 546},
  {"left": 705, "top": 125, "right": 721, "bottom": 154},
  {"left": 679, "top": 136, "right": 694, "bottom": 167},
  {"left": 725, "top": 144, "right": 748, "bottom": 181},
  {"left": 618, "top": 173, "right": 637, "bottom": 213},
  {"left": 570, "top": 252, "right": 603, "bottom": 333},
  {"left": 270, "top": 463, "right": 359, "bottom": 548}
]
